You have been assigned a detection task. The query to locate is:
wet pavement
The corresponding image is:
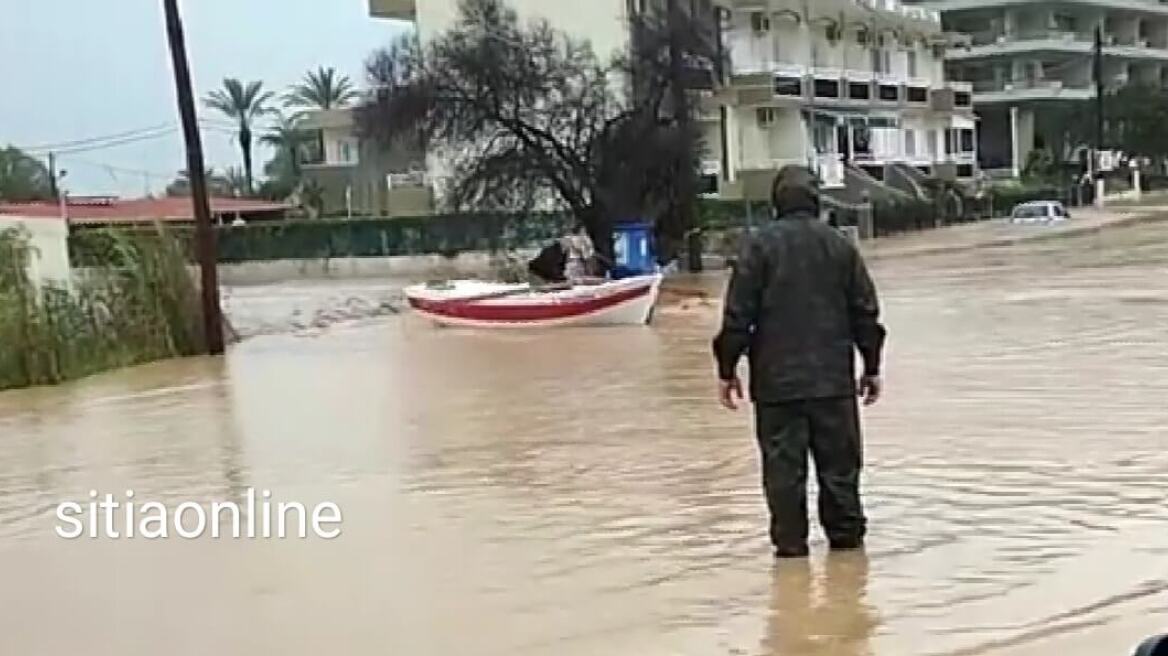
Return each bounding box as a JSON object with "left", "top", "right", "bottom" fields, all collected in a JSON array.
[{"left": 1, "top": 220, "right": 1168, "bottom": 655}]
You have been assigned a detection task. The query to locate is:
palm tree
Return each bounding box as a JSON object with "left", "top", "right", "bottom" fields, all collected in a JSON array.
[
  {"left": 260, "top": 113, "right": 314, "bottom": 182},
  {"left": 284, "top": 67, "right": 359, "bottom": 112},
  {"left": 203, "top": 79, "right": 274, "bottom": 195}
]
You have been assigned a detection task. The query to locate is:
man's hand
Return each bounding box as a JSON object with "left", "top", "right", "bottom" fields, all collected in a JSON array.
[
  {"left": 719, "top": 377, "right": 744, "bottom": 411},
  {"left": 858, "top": 375, "right": 883, "bottom": 406}
]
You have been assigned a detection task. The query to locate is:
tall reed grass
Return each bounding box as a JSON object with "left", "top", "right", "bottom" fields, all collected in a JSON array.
[{"left": 0, "top": 226, "right": 204, "bottom": 391}]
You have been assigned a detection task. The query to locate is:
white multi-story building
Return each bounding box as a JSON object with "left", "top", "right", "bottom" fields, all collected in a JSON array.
[
  {"left": 369, "top": 0, "right": 978, "bottom": 202},
  {"left": 713, "top": 0, "right": 976, "bottom": 200},
  {"left": 908, "top": 0, "right": 1168, "bottom": 176}
]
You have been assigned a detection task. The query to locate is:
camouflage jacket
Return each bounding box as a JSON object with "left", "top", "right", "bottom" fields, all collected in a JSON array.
[{"left": 712, "top": 212, "right": 886, "bottom": 403}]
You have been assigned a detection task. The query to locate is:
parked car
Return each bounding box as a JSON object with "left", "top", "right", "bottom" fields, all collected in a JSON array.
[{"left": 1010, "top": 200, "right": 1070, "bottom": 224}]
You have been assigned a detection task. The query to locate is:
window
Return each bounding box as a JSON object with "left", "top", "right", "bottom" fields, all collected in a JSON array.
[
  {"left": 907, "top": 86, "right": 928, "bottom": 103},
  {"left": 814, "top": 79, "right": 840, "bottom": 98},
  {"left": 340, "top": 141, "right": 354, "bottom": 163},
  {"left": 750, "top": 11, "right": 770, "bottom": 33},
  {"left": 927, "top": 130, "right": 938, "bottom": 158},
  {"left": 870, "top": 49, "right": 891, "bottom": 74},
  {"left": 756, "top": 107, "right": 777, "bottom": 128},
  {"left": 907, "top": 51, "right": 918, "bottom": 78},
  {"left": 905, "top": 129, "right": 916, "bottom": 156},
  {"left": 960, "top": 128, "right": 975, "bottom": 153},
  {"left": 848, "top": 82, "right": 871, "bottom": 100},
  {"left": 775, "top": 76, "right": 802, "bottom": 97},
  {"left": 878, "top": 85, "right": 899, "bottom": 102},
  {"left": 955, "top": 91, "right": 972, "bottom": 107}
]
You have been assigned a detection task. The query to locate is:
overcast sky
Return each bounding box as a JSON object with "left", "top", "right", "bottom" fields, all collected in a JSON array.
[{"left": 0, "top": 0, "right": 405, "bottom": 197}]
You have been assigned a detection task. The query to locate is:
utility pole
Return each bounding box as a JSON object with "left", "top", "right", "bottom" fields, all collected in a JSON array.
[
  {"left": 1093, "top": 25, "right": 1106, "bottom": 207},
  {"left": 162, "top": 0, "right": 224, "bottom": 355},
  {"left": 667, "top": 0, "right": 700, "bottom": 272},
  {"left": 47, "top": 153, "right": 59, "bottom": 199}
]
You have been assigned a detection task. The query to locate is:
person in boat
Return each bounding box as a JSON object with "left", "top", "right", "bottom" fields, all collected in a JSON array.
[
  {"left": 527, "top": 240, "right": 568, "bottom": 284},
  {"left": 561, "top": 224, "right": 596, "bottom": 283},
  {"left": 712, "top": 165, "right": 887, "bottom": 559}
]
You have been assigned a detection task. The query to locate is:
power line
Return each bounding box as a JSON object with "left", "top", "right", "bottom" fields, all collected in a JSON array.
[
  {"left": 15, "top": 123, "right": 174, "bottom": 152},
  {"left": 18, "top": 121, "right": 237, "bottom": 157},
  {"left": 57, "top": 155, "right": 177, "bottom": 181},
  {"left": 26, "top": 126, "right": 180, "bottom": 156}
]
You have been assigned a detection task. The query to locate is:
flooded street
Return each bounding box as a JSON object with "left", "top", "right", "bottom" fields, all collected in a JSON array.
[{"left": 2, "top": 222, "right": 1168, "bottom": 655}]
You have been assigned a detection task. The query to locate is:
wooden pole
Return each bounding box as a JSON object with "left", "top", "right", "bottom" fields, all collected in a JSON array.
[
  {"left": 667, "top": 0, "right": 699, "bottom": 272},
  {"left": 162, "top": 0, "right": 224, "bottom": 355}
]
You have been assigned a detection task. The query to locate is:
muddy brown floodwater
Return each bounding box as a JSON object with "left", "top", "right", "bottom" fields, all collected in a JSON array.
[{"left": 2, "top": 222, "right": 1168, "bottom": 655}]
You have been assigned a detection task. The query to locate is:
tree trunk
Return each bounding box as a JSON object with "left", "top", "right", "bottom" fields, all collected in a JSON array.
[
  {"left": 577, "top": 205, "right": 614, "bottom": 274},
  {"left": 239, "top": 126, "right": 254, "bottom": 196}
]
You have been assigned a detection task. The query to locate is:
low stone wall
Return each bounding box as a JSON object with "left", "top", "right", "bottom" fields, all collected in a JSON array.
[{"left": 217, "top": 250, "right": 538, "bottom": 286}]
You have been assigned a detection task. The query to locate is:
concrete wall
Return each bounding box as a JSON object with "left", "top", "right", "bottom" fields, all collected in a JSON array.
[
  {"left": 735, "top": 106, "right": 805, "bottom": 170},
  {"left": 0, "top": 215, "right": 71, "bottom": 290}
]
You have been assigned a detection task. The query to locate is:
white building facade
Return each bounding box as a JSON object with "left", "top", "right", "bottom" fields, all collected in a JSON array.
[
  {"left": 909, "top": 0, "right": 1168, "bottom": 176},
  {"left": 369, "top": 0, "right": 978, "bottom": 201},
  {"left": 711, "top": 0, "right": 976, "bottom": 200}
]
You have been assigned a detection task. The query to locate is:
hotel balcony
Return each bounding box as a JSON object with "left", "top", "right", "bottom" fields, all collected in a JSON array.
[
  {"left": 718, "top": 0, "right": 938, "bottom": 26},
  {"left": 923, "top": 0, "right": 1168, "bottom": 15},
  {"left": 971, "top": 78, "right": 1096, "bottom": 104},
  {"left": 949, "top": 29, "right": 1168, "bottom": 62},
  {"left": 368, "top": 0, "right": 416, "bottom": 21}
]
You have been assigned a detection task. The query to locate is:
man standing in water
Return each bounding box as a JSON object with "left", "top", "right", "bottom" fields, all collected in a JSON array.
[{"left": 713, "top": 166, "right": 887, "bottom": 558}]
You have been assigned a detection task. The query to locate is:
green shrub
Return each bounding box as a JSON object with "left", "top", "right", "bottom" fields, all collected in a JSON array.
[{"left": 1, "top": 227, "right": 202, "bottom": 391}]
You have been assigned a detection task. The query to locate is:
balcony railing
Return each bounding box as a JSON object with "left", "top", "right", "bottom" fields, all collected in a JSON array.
[
  {"left": 961, "top": 29, "right": 1168, "bottom": 51},
  {"left": 970, "top": 77, "right": 1096, "bottom": 101},
  {"left": 368, "top": 0, "right": 416, "bottom": 21}
]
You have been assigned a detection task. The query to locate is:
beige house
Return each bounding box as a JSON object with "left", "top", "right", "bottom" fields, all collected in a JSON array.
[{"left": 299, "top": 108, "right": 432, "bottom": 218}]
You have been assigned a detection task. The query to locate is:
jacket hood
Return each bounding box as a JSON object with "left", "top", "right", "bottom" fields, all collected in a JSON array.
[{"left": 770, "top": 165, "right": 821, "bottom": 218}]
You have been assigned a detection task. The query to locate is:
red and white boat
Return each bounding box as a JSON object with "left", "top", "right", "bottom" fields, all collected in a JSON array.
[{"left": 404, "top": 274, "right": 664, "bottom": 328}]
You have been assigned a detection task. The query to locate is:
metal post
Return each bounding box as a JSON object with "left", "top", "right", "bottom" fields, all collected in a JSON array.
[
  {"left": 1094, "top": 26, "right": 1106, "bottom": 208},
  {"left": 1009, "top": 106, "right": 1020, "bottom": 179},
  {"left": 47, "top": 153, "right": 59, "bottom": 199},
  {"left": 163, "top": 0, "right": 224, "bottom": 355}
]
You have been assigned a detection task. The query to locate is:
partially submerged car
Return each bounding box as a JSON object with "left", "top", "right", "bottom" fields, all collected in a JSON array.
[{"left": 1010, "top": 200, "right": 1070, "bottom": 225}]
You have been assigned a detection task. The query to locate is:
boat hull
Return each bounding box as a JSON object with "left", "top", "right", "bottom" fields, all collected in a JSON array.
[{"left": 405, "top": 275, "right": 663, "bottom": 328}]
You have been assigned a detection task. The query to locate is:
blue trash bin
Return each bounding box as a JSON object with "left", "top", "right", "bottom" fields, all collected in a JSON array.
[{"left": 611, "top": 222, "right": 656, "bottom": 280}]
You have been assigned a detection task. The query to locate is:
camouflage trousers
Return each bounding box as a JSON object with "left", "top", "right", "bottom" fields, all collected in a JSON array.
[{"left": 754, "top": 397, "right": 867, "bottom": 549}]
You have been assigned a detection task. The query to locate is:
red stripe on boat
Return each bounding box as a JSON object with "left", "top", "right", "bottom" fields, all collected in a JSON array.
[{"left": 409, "top": 284, "right": 652, "bottom": 322}]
